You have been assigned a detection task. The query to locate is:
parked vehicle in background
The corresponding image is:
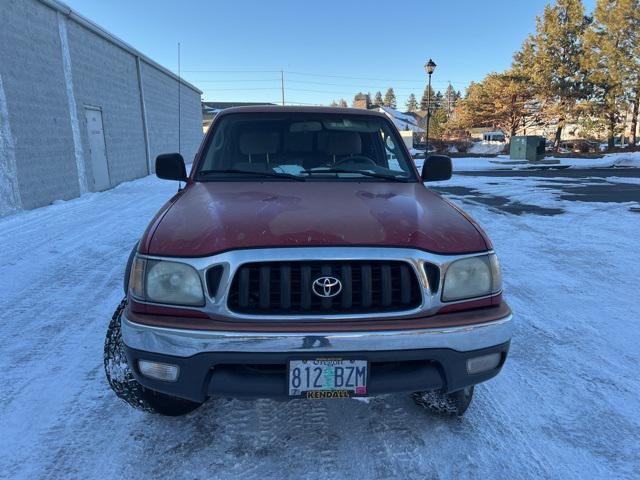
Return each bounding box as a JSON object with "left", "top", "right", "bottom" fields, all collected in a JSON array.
[
  {"left": 104, "top": 106, "right": 512, "bottom": 417},
  {"left": 558, "top": 140, "right": 600, "bottom": 154},
  {"left": 482, "top": 131, "right": 506, "bottom": 142}
]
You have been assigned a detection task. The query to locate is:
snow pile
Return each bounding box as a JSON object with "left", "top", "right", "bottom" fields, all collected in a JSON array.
[
  {"left": 561, "top": 151, "right": 640, "bottom": 168},
  {"left": 414, "top": 151, "right": 640, "bottom": 172},
  {"left": 468, "top": 141, "right": 506, "bottom": 154}
]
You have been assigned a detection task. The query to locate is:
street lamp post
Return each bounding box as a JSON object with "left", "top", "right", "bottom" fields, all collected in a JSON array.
[{"left": 424, "top": 58, "right": 436, "bottom": 153}]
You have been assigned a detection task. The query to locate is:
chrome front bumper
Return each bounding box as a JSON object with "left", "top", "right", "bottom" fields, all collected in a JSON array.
[{"left": 121, "top": 312, "right": 513, "bottom": 358}]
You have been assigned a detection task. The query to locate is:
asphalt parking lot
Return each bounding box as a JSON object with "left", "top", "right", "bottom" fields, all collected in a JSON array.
[{"left": 437, "top": 167, "right": 640, "bottom": 215}]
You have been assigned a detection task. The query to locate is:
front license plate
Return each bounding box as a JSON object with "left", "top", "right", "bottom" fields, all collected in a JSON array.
[{"left": 288, "top": 359, "right": 368, "bottom": 398}]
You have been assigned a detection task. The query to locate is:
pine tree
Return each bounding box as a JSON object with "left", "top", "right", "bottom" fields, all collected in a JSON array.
[
  {"left": 632, "top": 89, "right": 640, "bottom": 146},
  {"left": 434, "top": 91, "right": 444, "bottom": 109},
  {"left": 628, "top": 1, "right": 640, "bottom": 146},
  {"left": 517, "top": 0, "right": 589, "bottom": 149},
  {"left": 582, "top": 0, "right": 639, "bottom": 148},
  {"left": 420, "top": 85, "right": 436, "bottom": 111},
  {"left": 631, "top": 1, "right": 640, "bottom": 145},
  {"left": 406, "top": 93, "right": 419, "bottom": 112},
  {"left": 330, "top": 100, "right": 338, "bottom": 107},
  {"left": 338, "top": 99, "right": 348, "bottom": 108},
  {"left": 444, "top": 84, "right": 458, "bottom": 117},
  {"left": 452, "top": 71, "right": 534, "bottom": 138},
  {"left": 373, "top": 91, "right": 383, "bottom": 106},
  {"left": 352, "top": 92, "right": 371, "bottom": 108},
  {"left": 512, "top": 35, "right": 544, "bottom": 131},
  {"left": 383, "top": 88, "right": 397, "bottom": 108},
  {"left": 428, "top": 107, "right": 449, "bottom": 139}
]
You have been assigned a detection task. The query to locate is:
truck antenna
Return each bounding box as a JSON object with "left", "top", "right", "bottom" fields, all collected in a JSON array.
[{"left": 178, "top": 42, "right": 181, "bottom": 155}]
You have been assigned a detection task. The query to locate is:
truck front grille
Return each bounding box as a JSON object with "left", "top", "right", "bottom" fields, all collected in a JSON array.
[{"left": 227, "top": 260, "right": 422, "bottom": 315}]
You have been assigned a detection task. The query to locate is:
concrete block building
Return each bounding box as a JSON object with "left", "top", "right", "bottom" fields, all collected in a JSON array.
[{"left": 0, "top": 0, "right": 203, "bottom": 216}]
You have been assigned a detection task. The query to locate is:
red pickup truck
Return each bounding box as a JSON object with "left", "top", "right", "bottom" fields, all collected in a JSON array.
[{"left": 104, "top": 106, "right": 512, "bottom": 417}]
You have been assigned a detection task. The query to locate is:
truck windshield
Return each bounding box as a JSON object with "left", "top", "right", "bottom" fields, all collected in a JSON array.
[{"left": 197, "top": 113, "right": 418, "bottom": 182}]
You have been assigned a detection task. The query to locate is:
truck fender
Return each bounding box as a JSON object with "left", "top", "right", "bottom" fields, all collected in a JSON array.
[{"left": 123, "top": 241, "right": 140, "bottom": 294}]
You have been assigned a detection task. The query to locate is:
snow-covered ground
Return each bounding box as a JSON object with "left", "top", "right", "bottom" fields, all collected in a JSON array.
[
  {"left": 414, "top": 151, "right": 640, "bottom": 172},
  {"left": 1, "top": 171, "right": 639, "bottom": 479}
]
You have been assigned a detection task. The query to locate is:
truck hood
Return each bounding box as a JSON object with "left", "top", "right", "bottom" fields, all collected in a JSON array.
[{"left": 145, "top": 181, "right": 488, "bottom": 257}]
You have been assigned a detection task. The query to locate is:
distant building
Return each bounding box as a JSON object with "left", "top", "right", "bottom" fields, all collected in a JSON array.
[
  {"left": 202, "top": 101, "right": 275, "bottom": 132},
  {"left": 468, "top": 127, "right": 502, "bottom": 141},
  {"left": 371, "top": 106, "right": 425, "bottom": 149},
  {"left": 373, "top": 106, "right": 425, "bottom": 134},
  {"left": 352, "top": 93, "right": 370, "bottom": 109}
]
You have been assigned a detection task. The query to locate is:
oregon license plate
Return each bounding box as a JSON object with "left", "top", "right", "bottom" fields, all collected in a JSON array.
[{"left": 288, "top": 359, "right": 368, "bottom": 398}]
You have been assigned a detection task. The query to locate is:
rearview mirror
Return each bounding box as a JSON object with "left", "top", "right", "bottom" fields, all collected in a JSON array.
[
  {"left": 421, "top": 155, "right": 452, "bottom": 182},
  {"left": 156, "top": 153, "right": 187, "bottom": 181}
]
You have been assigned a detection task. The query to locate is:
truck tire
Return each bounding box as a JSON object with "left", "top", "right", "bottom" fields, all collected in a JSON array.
[
  {"left": 104, "top": 299, "right": 202, "bottom": 416},
  {"left": 411, "top": 386, "right": 475, "bottom": 417}
]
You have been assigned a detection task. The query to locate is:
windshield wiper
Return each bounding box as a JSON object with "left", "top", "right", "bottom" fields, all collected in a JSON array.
[
  {"left": 198, "top": 169, "right": 306, "bottom": 181},
  {"left": 302, "top": 168, "right": 410, "bottom": 182}
]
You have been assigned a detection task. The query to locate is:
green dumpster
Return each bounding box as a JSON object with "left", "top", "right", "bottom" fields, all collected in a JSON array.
[{"left": 510, "top": 136, "right": 546, "bottom": 161}]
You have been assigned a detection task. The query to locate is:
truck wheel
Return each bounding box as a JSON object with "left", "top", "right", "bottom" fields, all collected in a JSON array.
[
  {"left": 104, "top": 299, "right": 202, "bottom": 416},
  {"left": 411, "top": 386, "right": 475, "bottom": 417}
]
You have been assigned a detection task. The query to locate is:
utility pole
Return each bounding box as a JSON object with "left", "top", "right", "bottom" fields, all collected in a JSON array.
[{"left": 281, "top": 70, "right": 285, "bottom": 106}]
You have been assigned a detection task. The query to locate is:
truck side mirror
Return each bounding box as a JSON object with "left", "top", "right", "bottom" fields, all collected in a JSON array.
[
  {"left": 421, "top": 155, "right": 452, "bottom": 182},
  {"left": 156, "top": 153, "right": 187, "bottom": 182}
]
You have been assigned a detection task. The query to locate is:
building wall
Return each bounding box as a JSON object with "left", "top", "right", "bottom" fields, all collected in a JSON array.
[
  {"left": 66, "top": 20, "right": 148, "bottom": 186},
  {"left": 141, "top": 61, "right": 203, "bottom": 169},
  {"left": 0, "top": 0, "right": 80, "bottom": 211},
  {"left": 0, "top": 0, "right": 202, "bottom": 216}
]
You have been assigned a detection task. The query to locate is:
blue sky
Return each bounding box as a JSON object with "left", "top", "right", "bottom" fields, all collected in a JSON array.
[{"left": 62, "top": 0, "right": 596, "bottom": 107}]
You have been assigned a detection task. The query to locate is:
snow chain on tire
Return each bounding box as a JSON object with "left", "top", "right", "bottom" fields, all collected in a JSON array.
[
  {"left": 411, "top": 386, "right": 474, "bottom": 417},
  {"left": 103, "top": 298, "right": 157, "bottom": 413}
]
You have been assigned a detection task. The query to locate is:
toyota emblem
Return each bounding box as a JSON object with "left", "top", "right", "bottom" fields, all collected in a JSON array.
[{"left": 312, "top": 276, "right": 342, "bottom": 298}]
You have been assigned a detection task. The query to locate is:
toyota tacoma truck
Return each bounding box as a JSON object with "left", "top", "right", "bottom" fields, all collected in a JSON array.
[{"left": 104, "top": 106, "right": 512, "bottom": 417}]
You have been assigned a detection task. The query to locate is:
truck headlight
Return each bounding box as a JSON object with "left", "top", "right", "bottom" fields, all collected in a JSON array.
[
  {"left": 143, "top": 259, "right": 204, "bottom": 306},
  {"left": 442, "top": 254, "right": 502, "bottom": 302}
]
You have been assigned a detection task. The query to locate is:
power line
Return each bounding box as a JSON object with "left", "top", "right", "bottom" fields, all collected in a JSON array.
[
  {"left": 200, "top": 87, "right": 280, "bottom": 91},
  {"left": 189, "top": 76, "right": 466, "bottom": 88},
  {"left": 200, "top": 86, "right": 453, "bottom": 96},
  {"left": 276, "top": 79, "right": 464, "bottom": 89},
  {"left": 286, "top": 84, "right": 453, "bottom": 93},
  {"left": 191, "top": 78, "right": 281, "bottom": 83},
  {"left": 286, "top": 70, "right": 471, "bottom": 84},
  {"left": 179, "top": 69, "right": 473, "bottom": 86},
  {"left": 193, "top": 68, "right": 471, "bottom": 103},
  {"left": 181, "top": 69, "right": 281, "bottom": 73}
]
